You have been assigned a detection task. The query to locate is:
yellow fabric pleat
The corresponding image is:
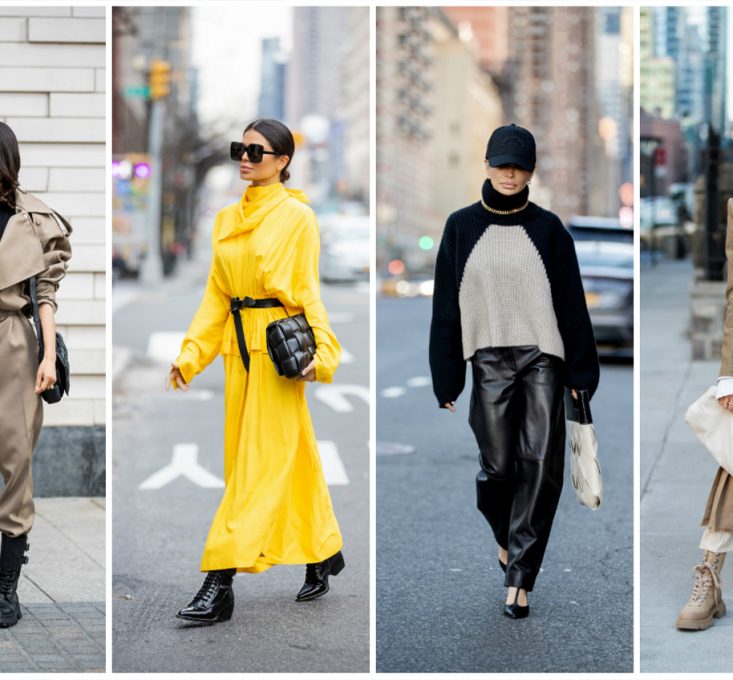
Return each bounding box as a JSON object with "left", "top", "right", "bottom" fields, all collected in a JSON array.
[{"left": 174, "top": 182, "right": 343, "bottom": 572}]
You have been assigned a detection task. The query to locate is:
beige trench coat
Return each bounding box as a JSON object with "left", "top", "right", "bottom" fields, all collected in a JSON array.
[
  {"left": 703, "top": 199, "right": 733, "bottom": 532},
  {"left": 0, "top": 190, "right": 71, "bottom": 537}
]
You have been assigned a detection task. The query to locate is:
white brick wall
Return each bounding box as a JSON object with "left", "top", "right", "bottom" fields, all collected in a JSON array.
[{"left": 0, "top": 8, "right": 106, "bottom": 427}]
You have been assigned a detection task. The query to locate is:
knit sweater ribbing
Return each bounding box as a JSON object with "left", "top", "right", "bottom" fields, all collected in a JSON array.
[{"left": 429, "top": 197, "right": 600, "bottom": 407}]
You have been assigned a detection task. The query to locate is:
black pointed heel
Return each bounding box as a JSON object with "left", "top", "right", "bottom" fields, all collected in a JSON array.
[{"left": 503, "top": 589, "right": 529, "bottom": 619}]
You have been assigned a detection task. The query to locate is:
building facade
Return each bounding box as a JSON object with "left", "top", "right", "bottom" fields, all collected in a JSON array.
[{"left": 0, "top": 7, "right": 106, "bottom": 494}]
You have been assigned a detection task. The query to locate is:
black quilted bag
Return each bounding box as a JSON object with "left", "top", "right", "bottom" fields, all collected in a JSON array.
[{"left": 266, "top": 314, "right": 316, "bottom": 379}]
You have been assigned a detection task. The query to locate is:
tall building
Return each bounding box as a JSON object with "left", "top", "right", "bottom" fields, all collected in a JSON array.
[
  {"left": 258, "top": 37, "right": 286, "bottom": 120},
  {"left": 641, "top": 7, "right": 676, "bottom": 119},
  {"left": 342, "top": 7, "right": 370, "bottom": 202},
  {"left": 440, "top": 7, "right": 508, "bottom": 74},
  {"left": 0, "top": 6, "right": 106, "bottom": 491},
  {"left": 376, "top": 6, "right": 437, "bottom": 269},
  {"left": 503, "top": 7, "right": 600, "bottom": 220}
]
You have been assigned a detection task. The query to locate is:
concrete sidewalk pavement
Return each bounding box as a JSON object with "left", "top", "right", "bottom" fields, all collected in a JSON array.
[
  {"left": 641, "top": 257, "right": 732, "bottom": 672},
  {"left": 1, "top": 497, "right": 105, "bottom": 673}
]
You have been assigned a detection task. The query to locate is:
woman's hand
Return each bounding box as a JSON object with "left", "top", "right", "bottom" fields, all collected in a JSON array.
[
  {"left": 165, "top": 363, "right": 189, "bottom": 392},
  {"left": 298, "top": 359, "right": 316, "bottom": 382},
  {"left": 718, "top": 395, "right": 733, "bottom": 411},
  {"left": 442, "top": 402, "right": 456, "bottom": 412},
  {"left": 34, "top": 357, "right": 56, "bottom": 394}
]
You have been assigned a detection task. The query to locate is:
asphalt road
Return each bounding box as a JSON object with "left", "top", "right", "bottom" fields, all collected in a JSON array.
[
  {"left": 112, "top": 261, "right": 369, "bottom": 673},
  {"left": 376, "top": 296, "right": 633, "bottom": 673}
]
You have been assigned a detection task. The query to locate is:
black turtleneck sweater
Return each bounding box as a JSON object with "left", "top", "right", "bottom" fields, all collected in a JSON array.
[{"left": 429, "top": 179, "right": 600, "bottom": 407}]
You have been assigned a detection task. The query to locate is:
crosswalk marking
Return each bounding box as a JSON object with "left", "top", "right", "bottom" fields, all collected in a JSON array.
[
  {"left": 318, "top": 440, "right": 350, "bottom": 485},
  {"left": 146, "top": 331, "right": 185, "bottom": 363},
  {"left": 140, "top": 441, "right": 350, "bottom": 490},
  {"left": 139, "top": 443, "right": 224, "bottom": 490},
  {"left": 314, "top": 384, "right": 370, "bottom": 412}
]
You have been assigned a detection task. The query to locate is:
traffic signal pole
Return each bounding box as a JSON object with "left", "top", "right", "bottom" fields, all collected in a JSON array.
[{"left": 141, "top": 97, "right": 165, "bottom": 285}]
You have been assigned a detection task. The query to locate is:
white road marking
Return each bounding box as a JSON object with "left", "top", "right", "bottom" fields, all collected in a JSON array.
[
  {"left": 329, "top": 312, "right": 354, "bottom": 323},
  {"left": 340, "top": 348, "right": 354, "bottom": 364},
  {"left": 146, "top": 331, "right": 185, "bottom": 363},
  {"left": 381, "top": 386, "right": 406, "bottom": 398},
  {"left": 318, "top": 440, "right": 349, "bottom": 485},
  {"left": 141, "top": 441, "right": 350, "bottom": 490},
  {"left": 406, "top": 376, "right": 430, "bottom": 387},
  {"left": 376, "top": 441, "right": 416, "bottom": 456},
  {"left": 139, "top": 443, "right": 224, "bottom": 490},
  {"left": 314, "top": 384, "right": 369, "bottom": 412}
]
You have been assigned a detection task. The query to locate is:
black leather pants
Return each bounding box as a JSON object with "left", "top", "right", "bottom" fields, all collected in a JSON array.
[{"left": 469, "top": 346, "right": 565, "bottom": 592}]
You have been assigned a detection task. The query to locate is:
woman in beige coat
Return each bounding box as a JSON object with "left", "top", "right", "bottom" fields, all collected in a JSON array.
[
  {"left": 0, "top": 123, "right": 71, "bottom": 628},
  {"left": 677, "top": 198, "right": 733, "bottom": 631}
]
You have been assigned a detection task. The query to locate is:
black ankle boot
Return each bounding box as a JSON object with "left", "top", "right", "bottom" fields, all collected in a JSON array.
[
  {"left": 0, "top": 533, "right": 29, "bottom": 628},
  {"left": 176, "top": 569, "right": 236, "bottom": 624},
  {"left": 295, "top": 551, "right": 345, "bottom": 602}
]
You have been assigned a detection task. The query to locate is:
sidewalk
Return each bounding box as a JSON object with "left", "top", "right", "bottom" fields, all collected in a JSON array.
[
  {"left": 2, "top": 497, "right": 105, "bottom": 673},
  {"left": 641, "top": 257, "right": 732, "bottom": 672}
]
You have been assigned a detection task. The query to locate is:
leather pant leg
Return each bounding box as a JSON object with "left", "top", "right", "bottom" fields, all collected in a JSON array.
[
  {"left": 470, "top": 348, "right": 519, "bottom": 554},
  {"left": 469, "top": 347, "right": 565, "bottom": 592},
  {"left": 506, "top": 350, "right": 565, "bottom": 592}
]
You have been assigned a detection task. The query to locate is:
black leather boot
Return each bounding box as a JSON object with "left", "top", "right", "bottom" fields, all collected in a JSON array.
[
  {"left": 295, "top": 551, "right": 345, "bottom": 602},
  {"left": 176, "top": 569, "right": 236, "bottom": 624},
  {"left": 0, "top": 533, "right": 29, "bottom": 628}
]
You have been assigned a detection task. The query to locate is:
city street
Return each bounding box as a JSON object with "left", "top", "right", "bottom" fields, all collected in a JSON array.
[
  {"left": 641, "top": 257, "right": 733, "bottom": 672},
  {"left": 111, "top": 256, "right": 369, "bottom": 673},
  {"left": 376, "top": 296, "right": 633, "bottom": 673}
]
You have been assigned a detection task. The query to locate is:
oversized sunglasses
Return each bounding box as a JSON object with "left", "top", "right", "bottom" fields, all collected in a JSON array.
[{"left": 229, "top": 142, "right": 279, "bottom": 163}]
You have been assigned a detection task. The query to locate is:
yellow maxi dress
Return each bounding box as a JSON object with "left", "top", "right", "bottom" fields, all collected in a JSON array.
[{"left": 175, "top": 182, "right": 343, "bottom": 573}]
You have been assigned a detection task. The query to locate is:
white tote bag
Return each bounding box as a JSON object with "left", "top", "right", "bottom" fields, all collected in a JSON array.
[{"left": 685, "top": 386, "right": 733, "bottom": 475}]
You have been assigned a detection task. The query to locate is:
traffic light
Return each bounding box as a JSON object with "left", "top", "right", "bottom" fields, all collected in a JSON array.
[{"left": 149, "top": 60, "right": 171, "bottom": 100}]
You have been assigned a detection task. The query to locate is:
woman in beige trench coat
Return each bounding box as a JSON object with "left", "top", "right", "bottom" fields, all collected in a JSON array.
[
  {"left": 677, "top": 198, "right": 733, "bottom": 631},
  {"left": 0, "top": 123, "right": 71, "bottom": 628}
]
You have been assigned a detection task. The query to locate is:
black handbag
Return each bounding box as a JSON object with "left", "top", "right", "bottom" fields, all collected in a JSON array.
[
  {"left": 230, "top": 296, "right": 316, "bottom": 379},
  {"left": 29, "top": 277, "right": 70, "bottom": 404},
  {"left": 266, "top": 314, "right": 316, "bottom": 379}
]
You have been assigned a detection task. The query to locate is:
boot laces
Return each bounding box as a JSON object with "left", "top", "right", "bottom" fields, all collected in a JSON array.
[
  {"left": 194, "top": 572, "right": 222, "bottom": 603},
  {"left": 689, "top": 562, "right": 721, "bottom": 606},
  {"left": 0, "top": 569, "right": 18, "bottom": 596}
]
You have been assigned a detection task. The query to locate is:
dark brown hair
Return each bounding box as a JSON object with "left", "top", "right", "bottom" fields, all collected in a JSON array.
[
  {"left": 0, "top": 123, "right": 19, "bottom": 209},
  {"left": 244, "top": 119, "right": 295, "bottom": 182}
]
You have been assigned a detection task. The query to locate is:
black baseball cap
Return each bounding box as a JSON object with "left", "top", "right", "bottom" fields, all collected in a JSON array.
[{"left": 485, "top": 123, "right": 536, "bottom": 172}]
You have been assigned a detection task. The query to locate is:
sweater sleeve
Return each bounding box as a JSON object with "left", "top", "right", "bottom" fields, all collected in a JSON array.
[
  {"left": 551, "top": 226, "right": 600, "bottom": 399},
  {"left": 429, "top": 216, "right": 467, "bottom": 406},
  {"left": 175, "top": 221, "right": 230, "bottom": 385}
]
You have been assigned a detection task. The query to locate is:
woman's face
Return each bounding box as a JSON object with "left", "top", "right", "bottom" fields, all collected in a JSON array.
[
  {"left": 239, "top": 129, "right": 289, "bottom": 186},
  {"left": 485, "top": 161, "right": 533, "bottom": 196}
]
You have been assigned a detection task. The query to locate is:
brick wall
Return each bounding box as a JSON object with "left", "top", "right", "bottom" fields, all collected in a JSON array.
[{"left": 0, "top": 7, "right": 105, "bottom": 494}]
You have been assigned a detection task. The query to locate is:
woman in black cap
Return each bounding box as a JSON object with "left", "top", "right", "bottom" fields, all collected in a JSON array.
[{"left": 429, "top": 123, "right": 599, "bottom": 618}]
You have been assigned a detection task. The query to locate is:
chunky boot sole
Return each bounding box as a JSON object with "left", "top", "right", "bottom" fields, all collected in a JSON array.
[
  {"left": 676, "top": 600, "right": 726, "bottom": 631},
  {"left": 0, "top": 602, "right": 21, "bottom": 628}
]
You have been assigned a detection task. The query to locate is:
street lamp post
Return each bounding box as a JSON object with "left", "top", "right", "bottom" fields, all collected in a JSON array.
[{"left": 702, "top": 124, "right": 723, "bottom": 282}]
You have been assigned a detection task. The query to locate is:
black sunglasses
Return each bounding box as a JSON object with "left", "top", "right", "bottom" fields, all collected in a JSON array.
[{"left": 230, "top": 142, "right": 280, "bottom": 163}]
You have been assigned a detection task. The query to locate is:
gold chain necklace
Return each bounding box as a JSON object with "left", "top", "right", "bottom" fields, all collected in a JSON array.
[{"left": 481, "top": 198, "right": 529, "bottom": 215}]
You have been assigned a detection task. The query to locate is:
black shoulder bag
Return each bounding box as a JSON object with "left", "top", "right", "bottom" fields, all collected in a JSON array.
[{"left": 29, "top": 277, "right": 70, "bottom": 404}]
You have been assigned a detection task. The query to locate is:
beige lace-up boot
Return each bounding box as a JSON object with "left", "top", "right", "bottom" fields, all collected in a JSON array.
[{"left": 676, "top": 551, "right": 726, "bottom": 631}]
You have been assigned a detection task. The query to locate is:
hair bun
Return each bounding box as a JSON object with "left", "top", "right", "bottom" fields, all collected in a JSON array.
[{"left": 280, "top": 168, "right": 290, "bottom": 182}]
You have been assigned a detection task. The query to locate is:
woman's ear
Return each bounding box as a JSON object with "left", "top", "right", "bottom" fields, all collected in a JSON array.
[{"left": 278, "top": 155, "right": 290, "bottom": 173}]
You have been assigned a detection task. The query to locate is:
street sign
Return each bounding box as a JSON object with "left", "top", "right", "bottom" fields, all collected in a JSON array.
[{"left": 124, "top": 85, "right": 150, "bottom": 99}]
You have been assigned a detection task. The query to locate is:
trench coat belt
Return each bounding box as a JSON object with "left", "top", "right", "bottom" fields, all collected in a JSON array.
[
  {"left": 230, "top": 296, "right": 284, "bottom": 372},
  {"left": 0, "top": 309, "right": 23, "bottom": 322}
]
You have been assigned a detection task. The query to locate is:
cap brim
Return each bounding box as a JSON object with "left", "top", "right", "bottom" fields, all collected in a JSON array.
[{"left": 488, "top": 153, "right": 534, "bottom": 172}]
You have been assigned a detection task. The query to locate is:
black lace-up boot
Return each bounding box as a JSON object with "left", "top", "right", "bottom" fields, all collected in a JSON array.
[
  {"left": 0, "top": 533, "right": 29, "bottom": 628},
  {"left": 295, "top": 551, "right": 345, "bottom": 602},
  {"left": 176, "top": 569, "right": 236, "bottom": 624}
]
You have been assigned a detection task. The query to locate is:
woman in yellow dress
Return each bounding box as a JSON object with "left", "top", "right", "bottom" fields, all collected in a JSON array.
[{"left": 167, "top": 119, "right": 344, "bottom": 625}]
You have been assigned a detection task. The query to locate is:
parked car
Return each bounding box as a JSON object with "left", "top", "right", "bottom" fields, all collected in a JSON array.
[
  {"left": 320, "top": 215, "right": 370, "bottom": 283},
  {"left": 574, "top": 240, "right": 633, "bottom": 357}
]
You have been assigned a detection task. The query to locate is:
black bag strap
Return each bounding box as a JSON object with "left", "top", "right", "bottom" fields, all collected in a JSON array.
[{"left": 28, "top": 276, "right": 43, "bottom": 359}]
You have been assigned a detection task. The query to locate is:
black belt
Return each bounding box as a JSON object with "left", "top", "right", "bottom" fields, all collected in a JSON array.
[{"left": 230, "top": 296, "right": 284, "bottom": 371}]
